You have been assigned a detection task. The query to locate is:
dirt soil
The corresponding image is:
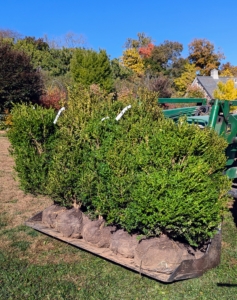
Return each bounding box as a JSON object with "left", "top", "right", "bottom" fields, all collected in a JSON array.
[{"left": 0, "top": 134, "right": 53, "bottom": 228}]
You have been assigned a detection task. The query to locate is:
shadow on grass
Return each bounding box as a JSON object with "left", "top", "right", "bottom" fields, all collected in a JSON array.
[{"left": 217, "top": 283, "right": 237, "bottom": 287}]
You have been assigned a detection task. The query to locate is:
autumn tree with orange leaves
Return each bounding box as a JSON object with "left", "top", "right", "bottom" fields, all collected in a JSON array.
[{"left": 139, "top": 43, "right": 154, "bottom": 59}]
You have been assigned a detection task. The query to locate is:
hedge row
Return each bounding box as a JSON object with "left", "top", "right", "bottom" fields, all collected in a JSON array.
[{"left": 8, "top": 86, "right": 231, "bottom": 246}]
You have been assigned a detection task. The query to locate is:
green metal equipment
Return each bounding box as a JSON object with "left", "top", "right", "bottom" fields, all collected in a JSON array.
[
  {"left": 160, "top": 98, "right": 237, "bottom": 181},
  {"left": 159, "top": 98, "right": 208, "bottom": 121}
]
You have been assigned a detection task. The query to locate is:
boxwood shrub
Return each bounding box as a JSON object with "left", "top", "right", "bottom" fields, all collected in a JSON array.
[
  {"left": 7, "top": 103, "right": 57, "bottom": 194},
  {"left": 46, "top": 86, "right": 231, "bottom": 246},
  {"left": 7, "top": 86, "right": 231, "bottom": 246}
]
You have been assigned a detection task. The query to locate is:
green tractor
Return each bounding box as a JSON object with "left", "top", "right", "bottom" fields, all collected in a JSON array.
[{"left": 160, "top": 98, "right": 237, "bottom": 191}]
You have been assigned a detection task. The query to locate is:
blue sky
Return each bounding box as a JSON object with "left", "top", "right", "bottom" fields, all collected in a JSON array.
[{"left": 1, "top": 0, "right": 237, "bottom": 65}]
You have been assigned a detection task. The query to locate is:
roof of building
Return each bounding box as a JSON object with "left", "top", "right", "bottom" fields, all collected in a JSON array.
[{"left": 196, "top": 76, "right": 237, "bottom": 99}]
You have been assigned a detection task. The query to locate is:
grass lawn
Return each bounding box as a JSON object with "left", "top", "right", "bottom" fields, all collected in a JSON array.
[
  {"left": 1, "top": 134, "right": 237, "bottom": 299},
  {"left": 0, "top": 211, "right": 237, "bottom": 300}
]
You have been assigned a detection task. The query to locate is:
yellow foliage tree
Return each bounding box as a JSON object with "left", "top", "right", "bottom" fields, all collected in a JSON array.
[
  {"left": 213, "top": 79, "right": 237, "bottom": 100},
  {"left": 174, "top": 63, "right": 196, "bottom": 96},
  {"left": 220, "top": 69, "right": 234, "bottom": 77},
  {"left": 220, "top": 62, "right": 237, "bottom": 77},
  {"left": 121, "top": 48, "right": 145, "bottom": 76},
  {"left": 213, "top": 79, "right": 237, "bottom": 111}
]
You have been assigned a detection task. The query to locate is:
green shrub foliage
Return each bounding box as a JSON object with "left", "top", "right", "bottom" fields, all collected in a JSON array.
[
  {"left": 8, "top": 104, "right": 57, "bottom": 194},
  {"left": 46, "top": 84, "right": 114, "bottom": 205},
  {"left": 7, "top": 87, "right": 231, "bottom": 246},
  {"left": 46, "top": 87, "right": 231, "bottom": 246},
  {"left": 70, "top": 48, "right": 113, "bottom": 92}
]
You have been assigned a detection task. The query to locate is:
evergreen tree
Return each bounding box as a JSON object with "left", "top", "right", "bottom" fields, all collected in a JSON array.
[
  {"left": 14, "top": 37, "right": 74, "bottom": 77},
  {"left": 70, "top": 48, "right": 113, "bottom": 92}
]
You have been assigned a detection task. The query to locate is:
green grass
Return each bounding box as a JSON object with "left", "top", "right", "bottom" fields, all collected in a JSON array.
[
  {"left": 10, "top": 240, "right": 31, "bottom": 251},
  {"left": 0, "top": 210, "right": 237, "bottom": 300},
  {"left": 0, "top": 213, "right": 9, "bottom": 227}
]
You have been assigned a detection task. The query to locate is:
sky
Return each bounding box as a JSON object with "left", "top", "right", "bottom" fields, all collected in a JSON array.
[{"left": 1, "top": 0, "right": 237, "bottom": 65}]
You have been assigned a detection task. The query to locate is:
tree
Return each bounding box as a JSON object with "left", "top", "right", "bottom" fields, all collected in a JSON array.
[
  {"left": 122, "top": 33, "right": 155, "bottom": 76},
  {"left": 220, "top": 69, "right": 234, "bottom": 77},
  {"left": 174, "top": 63, "right": 196, "bottom": 96},
  {"left": 144, "top": 40, "right": 183, "bottom": 75},
  {"left": 170, "top": 57, "right": 189, "bottom": 79},
  {"left": 138, "top": 43, "right": 154, "bottom": 59},
  {"left": 220, "top": 62, "right": 237, "bottom": 77},
  {"left": 0, "top": 28, "right": 21, "bottom": 40},
  {"left": 124, "top": 32, "right": 153, "bottom": 50},
  {"left": 185, "top": 85, "right": 205, "bottom": 98},
  {"left": 188, "top": 38, "right": 224, "bottom": 75},
  {"left": 46, "top": 48, "right": 74, "bottom": 77},
  {"left": 0, "top": 40, "right": 44, "bottom": 111},
  {"left": 14, "top": 37, "right": 51, "bottom": 71},
  {"left": 121, "top": 48, "right": 145, "bottom": 76},
  {"left": 70, "top": 48, "right": 113, "bottom": 92},
  {"left": 14, "top": 37, "right": 51, "bottom": 68},
  {"left": 43, "top": 31, "right": 86, "bottom": 49},
  {"left": 142, "top": 74, "right": 172, "bottom": 98},
  {"left": 213, "top": 79, "right": 237, "bottom": 100},
  {"left": 14, "top": 36, "right": 74, "bottom": 77},
  {"left": 111, "top": 58, "right": 132, "bottom": 80}
]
